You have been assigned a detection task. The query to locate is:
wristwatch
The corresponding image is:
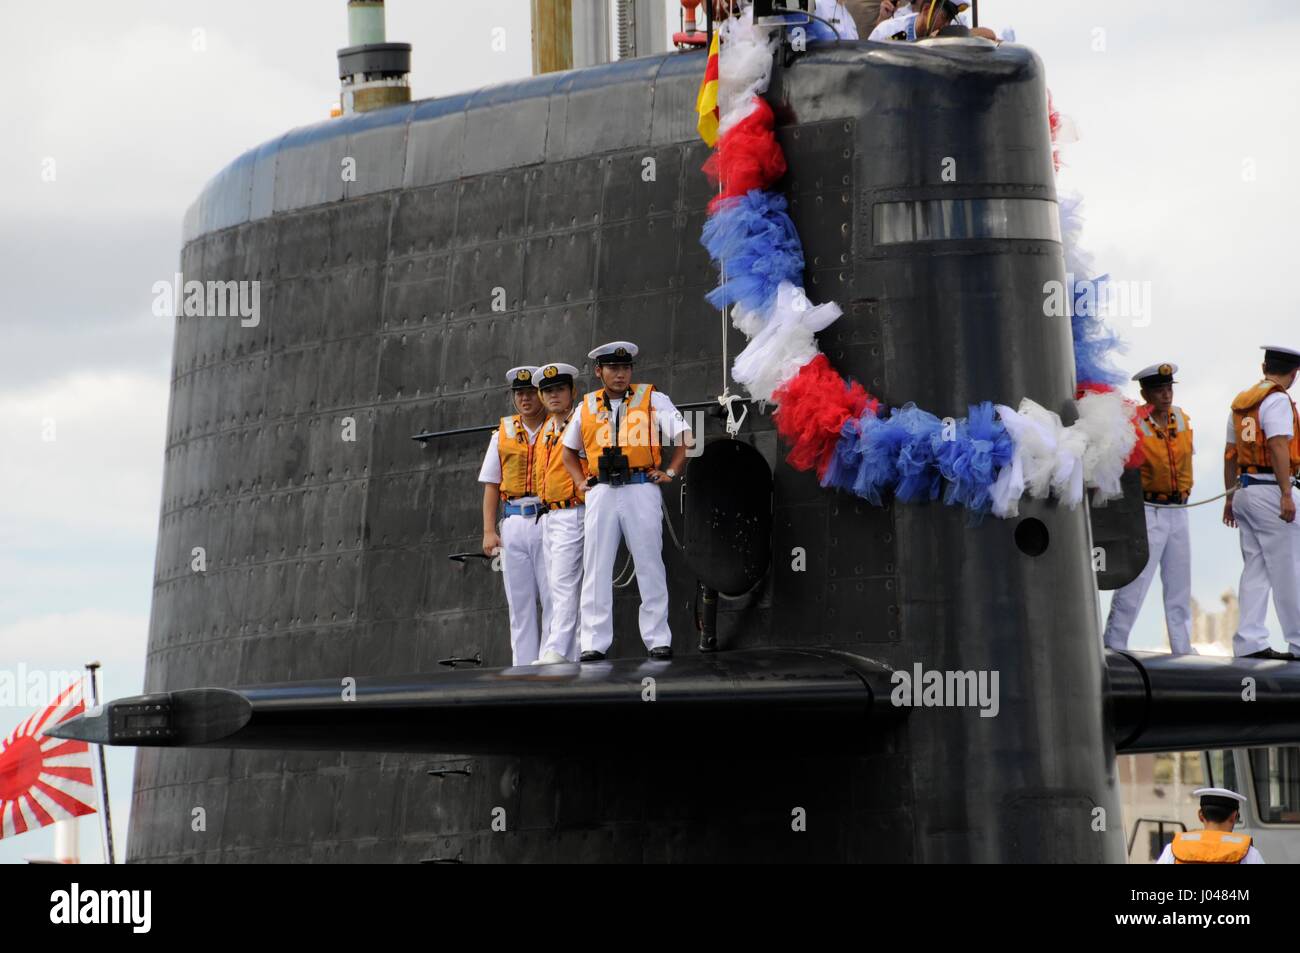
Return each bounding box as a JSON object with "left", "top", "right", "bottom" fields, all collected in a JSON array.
[{"left": 665, "top": 468, "right": 677, "bottom": 480}]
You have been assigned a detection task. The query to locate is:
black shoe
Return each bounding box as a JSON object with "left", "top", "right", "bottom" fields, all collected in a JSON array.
[
  {"left": 1244, "top": 648, "right": 1294, "bottom": 660},
  {"left": 579, "top": 650, "right": 606, "bottom": 662},
  {"left": 648, "top": 646, "right": 673, "bottom": 660}
]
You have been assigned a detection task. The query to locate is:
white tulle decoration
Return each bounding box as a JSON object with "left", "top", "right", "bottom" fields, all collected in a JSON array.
[
  {"left": 730, "top": 302, "right": 766, "bottom": 338},
  {"left": 717, "top": 10, "right": 780, "bottom": 134},
  {"left": 992, "top": 394, "right": 1134, "bottom": 515},
  {"left": 730, "top": 281, "right": 842, "bottom": 403},
  {"left": 989, "top": 440, "right": 1025, "bottom": 519},
  {"left": 1054, "top": 419, "right": 1087, "bottom": 507},
  {"left": 992, "top": 400, "right": 1086, "bottom": 513},
  {"left": 1075, "top": 388, "right": 1139, "bottom": 504}
]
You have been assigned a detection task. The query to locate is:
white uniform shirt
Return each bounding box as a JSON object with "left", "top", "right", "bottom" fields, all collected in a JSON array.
[
  {"left": 867, "top": 8, "right": 971, "bottom": 41},
  {"left": 1156, "top": 842, "right": 1264, "bottom": 864},
  {"left": 816, "top": 1, "right": 859, "bottom": 39},
  {"left": 1225, "top": 391, "right": 1294, "bottom": 482},
  {"left": 562, "top": 390, "right": 692, "bottom": 456},
  {"left": 478, "top": 418, "right": 544, "bottom": 506}
]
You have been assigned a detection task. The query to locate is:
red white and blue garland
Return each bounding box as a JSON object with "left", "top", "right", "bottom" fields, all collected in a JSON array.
[{"left": 701, "top": 11, "right": 1138, "bottom": 519}]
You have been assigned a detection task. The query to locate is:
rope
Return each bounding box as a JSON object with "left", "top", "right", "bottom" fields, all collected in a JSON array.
[
  {"left": 1144, "top": 487, "right": 1236, "bottom": 510},
  {"left": 614, "top": 551, "right": 636, "bottom": 588},
  {"left": 663, "top": 499, "right": 687, "bottom": 554},
  {"left": 1148, "top": 476, "right": 1298, "bottom": 510},
  {"left": 717, "top": 174, "right": 748, "bottom": 434},
  {"left": 713, "top": 117, "right": 748, "bottom": 438}
]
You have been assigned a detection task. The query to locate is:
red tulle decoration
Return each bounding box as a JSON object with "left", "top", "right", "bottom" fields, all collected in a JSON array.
[
  {"left": 702, "top": 97, "right": 787, "bottom": 212},
  {"left": 773, "top": 354, "right": 877, "bottom": 478},
  {"left": 1075, "top": 380, "right": 1112, "bottom": 399},
  {"left": 1078, "top": 381, "right": 1146, "bottom": 469},
  {"left": 1047, "top": 89, "right": 1063, "bottom": 172},
  {"left": 1125, "top": 402, "right": 1149, "bottom": 468}
]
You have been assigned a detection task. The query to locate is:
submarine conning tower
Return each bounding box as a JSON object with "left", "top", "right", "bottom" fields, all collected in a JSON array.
[{"left": 134, "top": 38, "right": 1120, "bottom": 863}]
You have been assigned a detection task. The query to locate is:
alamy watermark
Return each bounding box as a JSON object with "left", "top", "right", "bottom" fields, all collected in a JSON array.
[
  {"left": 890, "top": 663, "right": 1000, "bottom": 718},
  {"left": 1043, "top": 272, "right": 1151, "bottom": 328},
  {"left": 152, "top": 272, "right": 260, "bottom": 327},
  {"left": 591, "top": 411, "right": 705, "bottom": 458},
  {"left": 0, "top": 666, "right": 84, "bottom": 708}
]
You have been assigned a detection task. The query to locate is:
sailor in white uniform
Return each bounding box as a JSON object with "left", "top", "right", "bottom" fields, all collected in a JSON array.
[
  {"left": 478, "top": 366, "right": 552, "bottom": 665},
  {"left": 711, "top": 0, "right": 860, "bottom": 39},
  {"left": 867, "top": 0, "right": 973, "bottom": 41},
  {"left": 1225, "top": 346, "right": 1300, "bottom": 661},
  {"left": 1156, "top": 788, "right": 1265, "bottom": 864},
  {"left": 531, "top": 361, "right": 585, "bottom": 664},
  {"left": 1103, "top": 363, "right": 1195, "bottom": 655},
  {"left": 560, "top": 342, "right": 693, "bottom": 661},
  {"left": 814, "top": 1, "right": 860, "bottom": 38}
]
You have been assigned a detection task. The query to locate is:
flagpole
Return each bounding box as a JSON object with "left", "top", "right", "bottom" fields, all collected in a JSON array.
[{"left": 85, "top": 662, "right": 115, "bottom": 864}]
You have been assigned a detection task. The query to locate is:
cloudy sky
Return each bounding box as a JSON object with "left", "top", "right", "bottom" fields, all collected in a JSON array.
[{"left": 2, "top": 1, "right": 1297, "bottom": 863}]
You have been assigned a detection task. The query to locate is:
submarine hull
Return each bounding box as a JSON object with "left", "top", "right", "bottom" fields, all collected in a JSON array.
[{"left": 132, "top": 42, "right": 1121, "bottom": 862}]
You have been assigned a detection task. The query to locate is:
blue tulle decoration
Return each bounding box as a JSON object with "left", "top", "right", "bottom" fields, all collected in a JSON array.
[
  {"left": 892, "top": 404, "right": 944, "bottom": 503},
  {"left": 820, "top": 407, "right": 899, "bottom": 504},
  {"left": 824, "top": 403, "right": 1014, "bottom": 515},
  {"left": 933, "top": 402, "right": 1014, "bottom": 515},
  {"left": 1070, "top": 272, "right": 1126, "bottom": 385},
  {"left": 850, "top": 412, "right": 904, "bottom": 504},
  {"left": 821, "top": 415, "right": 864, "bottom": 492},
  {"left": 702, "top": 190, "right": 805, "bottom": 315}
]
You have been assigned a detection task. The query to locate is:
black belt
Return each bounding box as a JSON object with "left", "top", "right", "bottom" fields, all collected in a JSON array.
[
  {"left": 1143, "top": 491, "right": 1186, "bottom": 505},
  {"left": 588, "top": 467, "right": 653, "bottom": 487},
  {"left": 1243, "top": 465, "right": 1275, "bottom": 475}
]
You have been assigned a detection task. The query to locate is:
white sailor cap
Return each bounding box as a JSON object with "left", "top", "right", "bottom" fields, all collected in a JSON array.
[
  {"left": 588, "top": 341, "right": 638, "bottom": 365},
  {"left": 1193, "top": 787, "right": 1247, "bottom": 808},
  {"left": 505, "top": 366, "right": 540, "bottom": 390},
  {"left": 1132, "top": 362, "right": 1178, "bottom": 386},
  {"left": 534, "top": 361, "right": 580, "bottom": 388},
  {"left": 1262, "top": 346, "right": 1300, "bottom": 368}
]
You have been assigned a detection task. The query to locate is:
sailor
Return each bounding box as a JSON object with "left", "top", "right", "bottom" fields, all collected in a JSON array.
[
  {"left": 1224, "top": 346, "right": 1300, "bottom": 660},
  {"left": 478, "top": 366, "right": 552, "bottom": 665},
  {"left": 560, "top": 342, "right": 692, "bottom": 661},
  {"left": 1102, "top": 363, "right": 1195, "bottom": 655},
  {"left": 531, "top": 360, "right": 584, "bottom": 664},
  {"left": 1156, "top": 788, "right": 1265, "bottom": 864},
  {"left": 710, "top": 0, "right": 862, "bottom": 38},
  {"left": 866, "top": 0, "right": 994, "bottom": 41}
]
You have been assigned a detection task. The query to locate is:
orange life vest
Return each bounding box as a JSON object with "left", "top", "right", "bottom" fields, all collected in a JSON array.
[
  {"left": 1135, "top": 406, "right": 1193, "bottom": 498},
  {"left": 534, "top": 411, "right": 581, "bottom": 508},
  {"left": 577, "top": 384, "right": 662, "bottom": 478},
  {"left": 496, "top": 414, "right": 542, "bottom": 500},
  {"left": 1170, "top": 830, "right": 1252, "bottom": 864},
  {"left": 1231, "top": 381, "right": 1300, "bottom": 474}
]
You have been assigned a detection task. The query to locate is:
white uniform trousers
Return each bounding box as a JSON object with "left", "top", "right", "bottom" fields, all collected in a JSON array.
[
  {"left": 1103, "top": 504, "right": 1193, "bottom": 654},
  {"left": 539, "top": 505, "right": 584, "bottom": 661},
  {"left": 1232, "top": 482, "right": 1300, "bottom": 656},
  {"left": 499, "top": 512, "right": 551, "bottom": 665},
  {"left": 579, "top": 482, "right": 672, "bottom": 655}
]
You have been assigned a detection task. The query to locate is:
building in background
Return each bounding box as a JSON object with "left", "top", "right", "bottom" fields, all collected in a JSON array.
[{"left": 1189, "top": 590, "right": 1238, "bottom": 657}]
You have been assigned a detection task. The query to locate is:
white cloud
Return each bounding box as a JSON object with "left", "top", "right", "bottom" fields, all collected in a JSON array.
[
  {"left": 0, "top": 372, "right": 168, "bottom": 539},
  {"left": 0, "top": 608, "right": 148, "bottom": 683}
]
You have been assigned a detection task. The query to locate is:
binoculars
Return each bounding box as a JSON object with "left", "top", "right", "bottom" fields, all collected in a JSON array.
[{"left": 597, "top": 446, "right": 632, "bottom": 486}]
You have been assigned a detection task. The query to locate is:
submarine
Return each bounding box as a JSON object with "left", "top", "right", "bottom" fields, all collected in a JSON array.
[{"left": 51, "top": 0, "right": 1300, "bottom": 863}]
